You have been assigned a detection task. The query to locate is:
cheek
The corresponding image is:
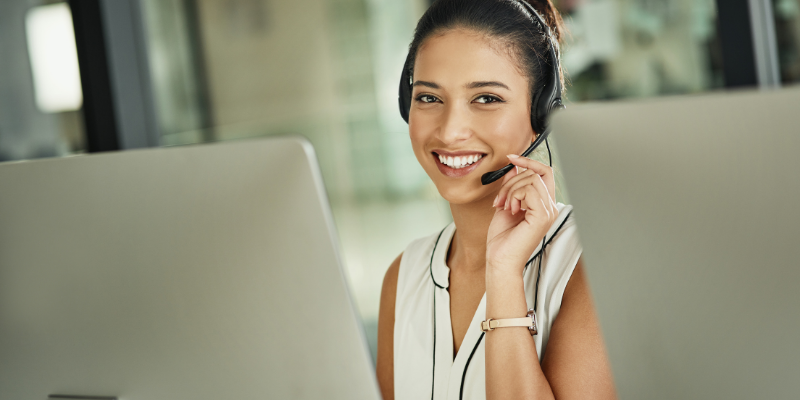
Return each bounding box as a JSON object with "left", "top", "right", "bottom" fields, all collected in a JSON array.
[
  {"left": 408, "top": 109, "right": 441, "bottom": 149},
  {"left": 408, "top": 118, "right": 433, "bottom": 163},
  {"left": 477, "top": 110, "right": 533, "bottom": 153},
  {"left": 408, "top": 120, "right": 423, "bottom": 147}
]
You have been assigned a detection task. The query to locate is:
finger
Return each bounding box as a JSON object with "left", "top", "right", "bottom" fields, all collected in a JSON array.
[
  {"left": 502, "top": 173, "right": 540, "bottom": 210},
  {"left": 522, "top": 194, "right": 550, "bottom": 225},
  {"left": 496, "top": 170, "right": 535, "bottom": 208},
  {"left": 506, "top": 154, "right": 551, "bottom": 175},
  {"left": 492, "top": 166, "right": 519, "bottom": 207},
  {"left": 525, "top": 174, "right": 558, "bottom": 220},
  {"left": 507, "top": 155, "right": 555, "bottom": 201},
  {"left": 499, "top": 159, "right": 520, "bottom": 185},
  {"left": 504, "top": 174, "right": 532, "bottom": 211},
  {"left": 505, "top": 176, "right": 542, "bottom": 215},
  {"left": 508, "top": 176, "right": 556, "bottom": 222},
  {"left": 509, "top": 184, "right": 542, "bottom": 216},
  {"left": 492, "top": 161, "right": 520, "bottom": 207},
  {"left": 514, "top": 187, "right": 555, "bottom": 228},
  {"left": 508, "top": 186, "right": 523, "bottom": 215}
]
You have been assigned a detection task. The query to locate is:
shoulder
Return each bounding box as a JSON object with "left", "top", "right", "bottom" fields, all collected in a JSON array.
[
  {"left": 553, "top": 203, "right": 578, "bottom": 238},
  {"left": 377, "top": 253, "right": 402, "bottom": 399},
  {"left": 526, "top": 204, "right": 582, "bottom": 294},
  {"left": 380, "top": 224, "right": 450, "bottom": 303},
  {"left": 403, "top": 226, "right": 448, "bottom": 258},
  {"left": 547, "top": 203, "right": 581, "bottom": 257},
  {"left": 397, "top": 225, "right": 450, "bottom": 276},
  {"left": 381, "top": 253, "right": 403, "bottom": 302}
]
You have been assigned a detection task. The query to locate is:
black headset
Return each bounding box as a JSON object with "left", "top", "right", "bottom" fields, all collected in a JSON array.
[{"left": 397, "top": 0, "right": 564, "bottom": 185}]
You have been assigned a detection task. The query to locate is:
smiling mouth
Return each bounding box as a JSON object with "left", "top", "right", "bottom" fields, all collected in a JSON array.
[{"left": 433, "top": 152, "right": 486, "bottom": 169}]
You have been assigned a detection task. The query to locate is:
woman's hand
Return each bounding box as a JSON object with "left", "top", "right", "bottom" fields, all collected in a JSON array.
[{"left": 486, "top": 154, "right": 558, "bottom": 277}]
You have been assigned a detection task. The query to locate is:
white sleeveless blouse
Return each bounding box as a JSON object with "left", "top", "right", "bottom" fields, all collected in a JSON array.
[{"left": 393, "top": 203, "right": 582, "bottom": 400}]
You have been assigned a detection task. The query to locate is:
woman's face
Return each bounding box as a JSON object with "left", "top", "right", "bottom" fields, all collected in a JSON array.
[{"left": 409, "top": 28, "right": 534, "bottom": 205}]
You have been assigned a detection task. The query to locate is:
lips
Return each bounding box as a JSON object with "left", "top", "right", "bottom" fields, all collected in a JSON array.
[{"left": 432, "top": 150, "right": 486, "bottom": 178}]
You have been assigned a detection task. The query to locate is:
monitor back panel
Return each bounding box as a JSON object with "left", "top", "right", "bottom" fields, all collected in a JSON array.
[
  {"left": 0, "top": 137, "right": 380, "bottom": 399},
  {"left": 552, "top": 87, "right": 800, "bottom": 399}
]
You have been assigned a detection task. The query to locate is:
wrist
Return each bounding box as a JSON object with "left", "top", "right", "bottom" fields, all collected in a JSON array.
[
  {"left": 485, "top": 269, "right": 524, "bottom": 293},
  {"left": 486, "top": 262, "right": 524, "bottom": 280},
  {"left": 485, "top": 276, "right": 528, "bottom": 320}
]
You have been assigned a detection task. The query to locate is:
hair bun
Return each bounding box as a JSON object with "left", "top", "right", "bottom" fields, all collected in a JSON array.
[{"left": 522, "top": 0, "right": 565, "bottom": 43}]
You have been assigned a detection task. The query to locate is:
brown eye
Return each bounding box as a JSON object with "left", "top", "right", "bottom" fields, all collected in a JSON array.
[
  {"left": 474, "top": 95, "right": 503, "bottom": 104},
  {"left": 415, "top": 94, "right": 439, "bottom": 103}
]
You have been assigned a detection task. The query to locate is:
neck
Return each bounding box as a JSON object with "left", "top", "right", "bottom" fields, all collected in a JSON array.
[{"left": 447, "top": 192, "right": 497, "bottom": 274}]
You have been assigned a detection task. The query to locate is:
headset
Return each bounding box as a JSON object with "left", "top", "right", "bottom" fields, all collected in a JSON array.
[{"left": 397, "top": 0, "right": 564, "bottom": 185}]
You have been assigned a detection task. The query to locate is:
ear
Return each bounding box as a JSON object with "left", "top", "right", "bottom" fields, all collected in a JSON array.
[{"left": 525, "top": 132, "right": 537, "bottom": 155}]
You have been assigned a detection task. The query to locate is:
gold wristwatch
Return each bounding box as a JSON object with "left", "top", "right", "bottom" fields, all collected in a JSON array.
[{"left": 481, "top": 308, "right": 538, "bottom": 336}]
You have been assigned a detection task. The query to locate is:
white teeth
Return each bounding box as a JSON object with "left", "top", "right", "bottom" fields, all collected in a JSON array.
[{"left": 438, "top": 153, "right": 484, "bottom": 169}]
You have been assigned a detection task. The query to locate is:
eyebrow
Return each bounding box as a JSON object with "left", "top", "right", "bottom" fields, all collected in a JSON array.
[
  {"left": 466, "top": 81, "right": 510, "bottom": 90},
  {"left": 411, "top": 80, "right": 510, "bottom": 90},
  {"left": 412, "top": 80, "right": 440, "bottom": 89}
]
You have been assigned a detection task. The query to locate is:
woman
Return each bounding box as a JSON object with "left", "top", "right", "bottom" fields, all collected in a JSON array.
[{"left": 376, "top": 0, "right": 617, "bottom": 399}]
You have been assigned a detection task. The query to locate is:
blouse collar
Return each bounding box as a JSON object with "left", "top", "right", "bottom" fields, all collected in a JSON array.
[{"left": 429, "top": 222, "right": 455, "bottom": 289}]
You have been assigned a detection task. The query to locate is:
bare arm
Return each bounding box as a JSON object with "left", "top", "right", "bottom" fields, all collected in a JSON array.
[
  {"left": 486, "top": 155, "right": 616, "bottom": 399},
  {"left": 376, "top": 253, "right": 402, "bottom": 400},
  {"left": 485, "top": 256, "right": 616, "bottom": 399},
  {"left": 484, "top": 262, "right": 552, "bottom": 399},
  {"left": 541, "top": 257, "right": 617, "bottom": 398}
]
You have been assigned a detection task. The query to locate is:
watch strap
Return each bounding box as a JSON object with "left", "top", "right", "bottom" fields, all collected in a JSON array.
[{"left": 481, "top": 309, "right": 538, "bottom": 336}]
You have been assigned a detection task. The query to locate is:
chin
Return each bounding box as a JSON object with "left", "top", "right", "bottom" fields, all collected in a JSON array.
[
  {"left": 433, "top": 179, "right": 493, "bottom": 206},
  {"left": 421, "top": 157, "right": 505, "bottom": 206}
]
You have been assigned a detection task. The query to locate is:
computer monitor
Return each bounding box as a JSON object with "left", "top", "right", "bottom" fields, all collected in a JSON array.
[
  {"left": 552, "top": 86, "right": 800, "bottom": 399},
  {"left": 0, "top": 136, "right": 381, "bottom": 399}
]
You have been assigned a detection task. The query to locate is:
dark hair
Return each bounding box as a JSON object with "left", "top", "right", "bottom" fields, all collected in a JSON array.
[{"left": 405, "top": 0, "right": 566, "bottom": 104}]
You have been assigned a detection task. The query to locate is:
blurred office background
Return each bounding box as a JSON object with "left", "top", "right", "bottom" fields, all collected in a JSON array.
[{"left": 1, "top": 0, "right": 798, "bottom": 362}]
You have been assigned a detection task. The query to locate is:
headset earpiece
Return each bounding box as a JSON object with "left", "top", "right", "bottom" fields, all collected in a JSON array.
[{"left": 398, "top": 53, "right": 413, "bottom": 124}]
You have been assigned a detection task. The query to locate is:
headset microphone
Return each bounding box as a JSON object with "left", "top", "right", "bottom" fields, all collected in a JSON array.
[
  {"left": 398, "top": 0, "right": 564, "bottom": 185},
  {"left": 479, "top": 119, "right": 557, "bottom": 185}
]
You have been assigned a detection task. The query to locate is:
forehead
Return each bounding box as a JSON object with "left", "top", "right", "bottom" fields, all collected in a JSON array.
[{"left": 413, "top": 28, "right": 526, "bottom": 89}]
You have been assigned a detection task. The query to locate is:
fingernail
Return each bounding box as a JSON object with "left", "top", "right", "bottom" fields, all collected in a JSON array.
[
  {"left": 493, "top": 195, "right": 498, "bottom": 207},
  {"left": 507, "top": 154, "right": 519, "bottom": 159}
]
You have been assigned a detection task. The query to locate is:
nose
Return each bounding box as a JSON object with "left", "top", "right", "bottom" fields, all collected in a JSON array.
[{"left": 436, "top": 101, "right": 473, "bottom": 145}]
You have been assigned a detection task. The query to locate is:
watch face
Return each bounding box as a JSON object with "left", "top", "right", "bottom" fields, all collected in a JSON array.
[{"left": 528, "top": 309, "right": 538, "bottom": 335}]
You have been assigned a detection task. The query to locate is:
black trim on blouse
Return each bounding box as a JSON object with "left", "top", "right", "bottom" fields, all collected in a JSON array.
[
  {"left": 429, "top": 210, "right": 574, "bottom": 400},
  {"left": 523, "top": 209, "right": 573, "bottom": 275},
  {"left": 429, "top": 228, "right": 447, "bottom": 289},
  {"left": 460, "top": 332, "right": 486, "bottom": 400},
  {"left": 429, "top": 227, "right": 446, "bottom": 399}
]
